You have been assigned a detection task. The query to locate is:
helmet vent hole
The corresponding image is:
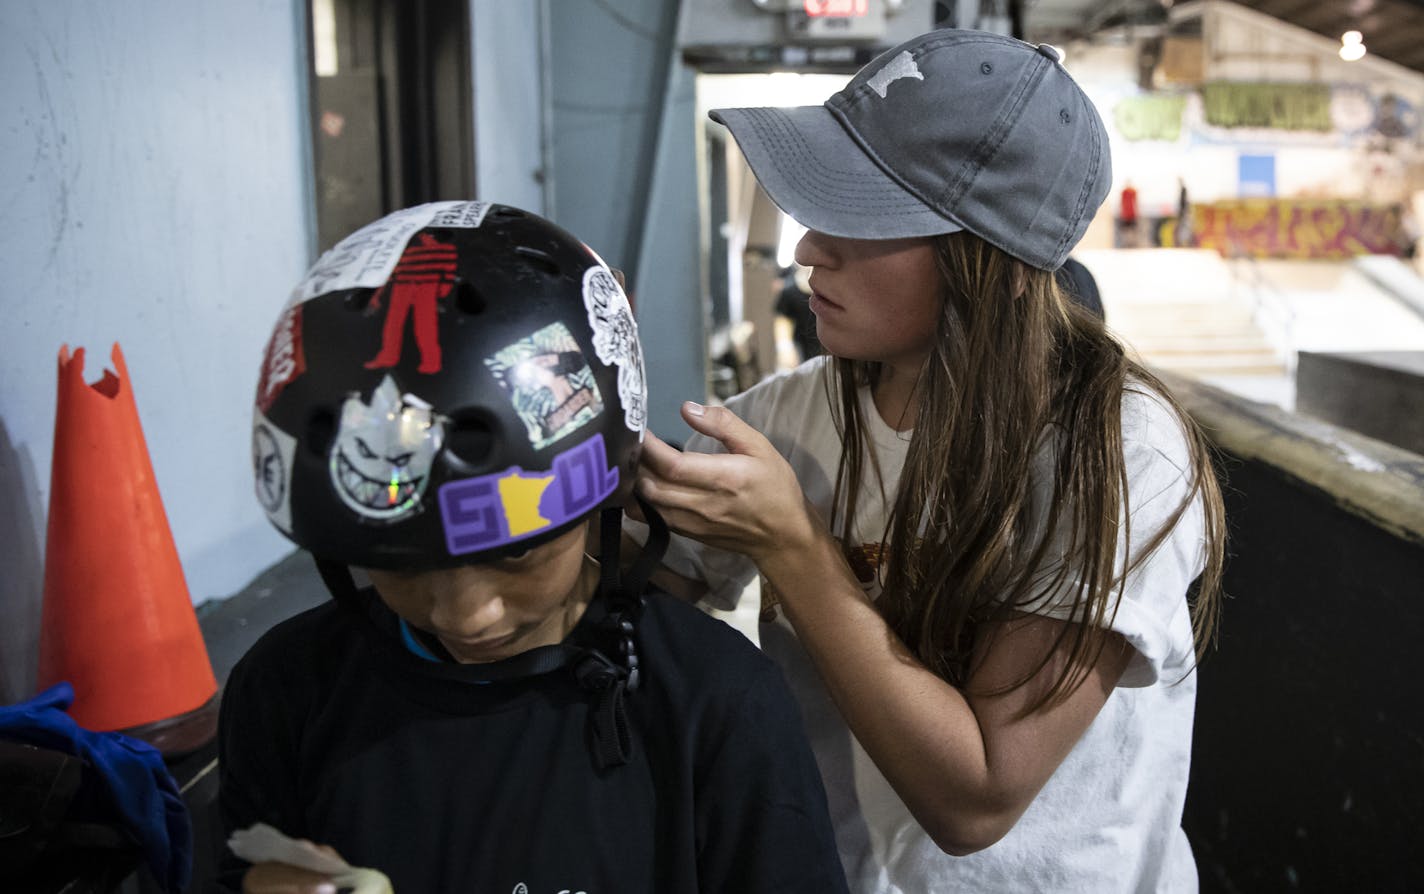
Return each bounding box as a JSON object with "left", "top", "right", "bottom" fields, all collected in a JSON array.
[
  {"left": 305, "top": 409, "right": 336, "bottom": 457},
  {"left": 515, "top": 246, "right": 561, "bottom": 277},
  {"left": 490, "top": 206, "right": 526, "bottom": 220},
  {"left": 455, "top": 281, "right": 486, "bottom": 315},
  {"left": 344, "top": 289, "right": 376, "bottom": 312},
  {"left": 446, "top": 411, "right": 498, "bottom": 471}
]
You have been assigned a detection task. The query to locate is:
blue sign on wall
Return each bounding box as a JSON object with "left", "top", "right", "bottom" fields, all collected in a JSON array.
[{"left": 1239, "top": 154, "right": 1276, "bottom": 198}]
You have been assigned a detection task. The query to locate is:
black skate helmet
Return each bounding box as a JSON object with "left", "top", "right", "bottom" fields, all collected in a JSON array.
[{"left": 250, "top": 201, "right": 647, "bottom": 571}]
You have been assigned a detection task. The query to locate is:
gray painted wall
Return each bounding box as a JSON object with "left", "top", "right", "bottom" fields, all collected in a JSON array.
[
  {"left": 547, "top": 0, "right": 708, "bottom": 441},
  {"left": 472, "top": 0, "right": 548, "bottom": 213},
  {"left": 0, "top": 1, "right": 312, "bottom": 702},
  {"left": 0, "top": 0, "right": 722, "bottom": 704}
]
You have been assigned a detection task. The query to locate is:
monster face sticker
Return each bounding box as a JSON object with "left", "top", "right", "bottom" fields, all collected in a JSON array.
[
  {"left": 582, "top": 266, "right": 647, "bottom": 435},
  {"left": 485, "top": 322, "right": 603, "bottom": 449},
  {"left": 329, "top": 375, "right": 444, "bottom": 521}
]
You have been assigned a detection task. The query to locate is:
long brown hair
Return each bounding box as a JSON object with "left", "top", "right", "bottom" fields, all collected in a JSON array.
[{"left": 829, "top": 231, "right": 1224, "bottom": 712}]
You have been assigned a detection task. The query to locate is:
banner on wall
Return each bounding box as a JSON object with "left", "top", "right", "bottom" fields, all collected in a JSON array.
[
  {"left": 1201, "top": 82, "right": 1333, "bottom": 131},
  {"left": 1113, "top": 95, "right": 1188, "bottom": 142},
  {"left": 1191, "top": 199, "right": 1408, "bottom": 259}
]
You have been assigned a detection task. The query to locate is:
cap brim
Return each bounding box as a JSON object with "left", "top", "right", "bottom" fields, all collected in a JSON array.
[{"left": 710, "top": 105, "right": 964, "bottom": 241}]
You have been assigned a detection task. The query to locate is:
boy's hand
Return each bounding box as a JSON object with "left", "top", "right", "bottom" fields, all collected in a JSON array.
[
  {"left": 230, "top": 824, "right": 393, "bottom": 893},
  {"left": 243, "top": 858, "right": 340, "bottom": 894},
  {"left": 243, "top": 857, "right": 395, "bottom": 894}
]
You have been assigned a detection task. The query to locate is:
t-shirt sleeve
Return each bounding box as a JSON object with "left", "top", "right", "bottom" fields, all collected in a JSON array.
[
  {"left": 1020, "top": 391, "right": 1206, "bottom": 686},
  {"left": 694, "top": 663, "right": 850, "bottom": 894},
  {"left": 215, "top": 638, "right": 309, "bottom": 891}
]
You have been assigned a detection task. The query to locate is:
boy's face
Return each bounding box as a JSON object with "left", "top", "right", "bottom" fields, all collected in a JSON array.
[{"left": 366, "top": 522, "right": 593, "bottom": 663}]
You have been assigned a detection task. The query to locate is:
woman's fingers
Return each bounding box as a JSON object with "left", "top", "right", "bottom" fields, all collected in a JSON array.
[
  {"left": 634, "top": 406, "right": 820, "bottom": 561},
  {"left": 680, "top": 402, "right": 774, "bottom": 459},
  {"left": 639, "top": 430, "right": 745, "bottom": 492}
]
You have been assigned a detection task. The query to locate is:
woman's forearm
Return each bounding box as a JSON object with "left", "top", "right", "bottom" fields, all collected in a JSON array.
[
  {"left": 758, "top": 529, "right": 1127, "bottom": 855},
  {"left": 757, "top": 532, "right": 1013, "bottom": 854}
]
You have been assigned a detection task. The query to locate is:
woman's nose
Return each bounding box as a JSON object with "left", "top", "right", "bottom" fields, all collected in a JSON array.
[{"left": 794, "top": 229, "right": 837, "bottom": 269}]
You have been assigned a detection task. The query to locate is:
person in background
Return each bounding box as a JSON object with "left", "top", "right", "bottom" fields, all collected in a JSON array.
[
  {"left": 1055, "top": 256, "right": 1104, "bottom": 321},
  {"left": 629, "top": 29, "right": 1226, "bottom": 893},
  {"left": 1175, "top": 177, "right": 1194, "bottom": 248},
  {"left": 776, "top": 263, "right": 825, "bottom": 366},
  {"left": 1119, "top": 179, "right": 1140, "bottom": 247}
]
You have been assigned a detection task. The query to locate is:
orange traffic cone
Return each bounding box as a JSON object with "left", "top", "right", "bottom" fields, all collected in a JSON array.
[{"left": 37, "top": 343, "right": 217, "bottom": 737}]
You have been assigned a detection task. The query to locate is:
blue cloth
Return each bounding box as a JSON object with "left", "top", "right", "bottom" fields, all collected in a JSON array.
[
  {"left": 399, "top": 617, "right": 441, "bottom": 662},
  {"left": 0, "top": 682, "right": 192, "bottom": 893}
]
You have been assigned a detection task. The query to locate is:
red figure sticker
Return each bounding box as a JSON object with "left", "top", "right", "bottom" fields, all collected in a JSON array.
[
  {"left": 364, "top": 233, "right": 459, "bottom": 375},
  {"left": 257, "top": 305, "right": 306, "bottom": 412}
]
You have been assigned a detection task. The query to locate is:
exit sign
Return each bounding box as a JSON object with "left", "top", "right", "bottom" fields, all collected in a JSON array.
[{"left": 804, "top": 0, "right": 870, "bottom": 15}]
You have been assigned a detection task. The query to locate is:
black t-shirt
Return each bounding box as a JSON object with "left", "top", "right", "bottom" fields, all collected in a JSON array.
[{"left": 218, "top": 586, "right": 848, "bottom": 893}]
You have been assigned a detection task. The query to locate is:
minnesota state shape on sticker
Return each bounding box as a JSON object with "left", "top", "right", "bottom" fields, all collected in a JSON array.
[{"left": 438, "top": 433, "right": 619, "bottom": 555}]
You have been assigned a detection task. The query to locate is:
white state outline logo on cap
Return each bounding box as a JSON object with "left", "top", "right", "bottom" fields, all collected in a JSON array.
[{"left": 867, "top": 51, "right": 923, "bottom": 99}]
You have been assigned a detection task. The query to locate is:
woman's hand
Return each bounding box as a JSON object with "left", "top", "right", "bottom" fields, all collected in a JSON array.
[{"left": 636, "top": 401, "right": 821, "bottom": 566}]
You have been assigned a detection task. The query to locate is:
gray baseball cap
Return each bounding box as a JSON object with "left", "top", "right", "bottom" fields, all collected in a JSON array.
[{"left": 710, "top": 29, "right": 1112, "bottom": 271}]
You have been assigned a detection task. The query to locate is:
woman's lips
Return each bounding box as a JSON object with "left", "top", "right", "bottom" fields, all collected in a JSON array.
[{"left": 809, "top": 291, "right": 843, "bottom": 314}]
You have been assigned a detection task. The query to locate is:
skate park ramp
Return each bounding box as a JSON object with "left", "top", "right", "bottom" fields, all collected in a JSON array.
[{"left": 1075, "top": 248, "right": 1424, "bottom": 410}]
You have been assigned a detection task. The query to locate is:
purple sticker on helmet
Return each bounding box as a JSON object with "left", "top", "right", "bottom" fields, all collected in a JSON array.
[{"left": 439, "top": 432, "right": 620, "bottom": 555}]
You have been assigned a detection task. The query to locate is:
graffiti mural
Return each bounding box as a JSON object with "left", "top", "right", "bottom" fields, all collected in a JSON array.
[{"left": 1191, "top": 199, "right": 1408, "bottom": 259}]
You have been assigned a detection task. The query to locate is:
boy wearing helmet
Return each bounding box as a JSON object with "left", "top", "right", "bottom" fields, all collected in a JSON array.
[{"left": 220, "top": 202, "right": 847, "bottom": 893}]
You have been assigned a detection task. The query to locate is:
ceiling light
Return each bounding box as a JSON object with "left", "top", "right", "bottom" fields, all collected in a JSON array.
[{"left": 1340, "top": 30, "right": 1366, "bottom": 61}]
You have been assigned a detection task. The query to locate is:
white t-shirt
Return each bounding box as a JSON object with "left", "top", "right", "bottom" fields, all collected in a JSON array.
[{"left": 636, "top": 356, "right": 1206, "bottom": 893}]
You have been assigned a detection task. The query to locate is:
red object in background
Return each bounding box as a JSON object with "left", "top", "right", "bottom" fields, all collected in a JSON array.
[
  {"left": 805, "top": 0, "right": 869, "bottom": 17},
  {"left": 1120, "top": 185, "right": 1139, "bottom": 224},
  {"left": 37, "top": 344, "right": 217, "bottom": 732}
]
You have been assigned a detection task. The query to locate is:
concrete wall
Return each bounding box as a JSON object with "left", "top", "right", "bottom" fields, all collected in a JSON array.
[
  {"left": 1296, "top": 351, "right": 1424, "bottom": 455},
  {"left": 0, "top": 1, "right": 312, "bottom": 703},
  {"left": 472, "top": 0, "right": 547, "bottom": 213},
  {"left": 1169, "top": 375, "right": 1424, "bottom": 891}
]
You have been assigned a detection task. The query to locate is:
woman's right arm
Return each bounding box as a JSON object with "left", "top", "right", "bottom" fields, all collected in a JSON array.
[{"left": 637, "top": 403, "right": 1133, "bottom": 855}]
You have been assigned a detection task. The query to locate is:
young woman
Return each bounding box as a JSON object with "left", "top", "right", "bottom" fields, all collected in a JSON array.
[{"left": 629, "top": 29, "right": 1225, "bottom": 893}]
